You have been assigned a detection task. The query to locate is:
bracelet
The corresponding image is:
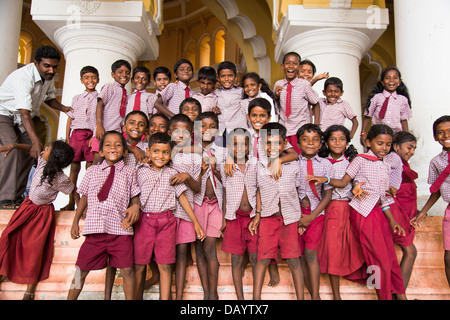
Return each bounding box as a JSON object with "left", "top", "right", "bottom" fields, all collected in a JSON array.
[
  {"left": 324, "top": 176, "right": 330, "bottom": 185},
  {"left": 255, "top": 210, "right": 261, "bottom": 215},
  {"left": 382, "top": 206, "right": 390, "bottom": 212},
  {"left": 360, "top": 132, "right": 366, "bottom": 136}
]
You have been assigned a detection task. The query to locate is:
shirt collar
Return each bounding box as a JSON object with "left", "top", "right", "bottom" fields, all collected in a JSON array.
[
  {"left": 31, "top": 63, "right": 44, "bottom": 84},
  {"left": 82, "top": 90, "right": 97, "bottom": 98},
  {"left": 300, "top": 153, "right": 322, "bottom": 162},
  {"left": 383, "top": 89, "right": 398, "bottom": 99},
  {"left": 100, "top": 159, "right": 125, "bottom": 171}
]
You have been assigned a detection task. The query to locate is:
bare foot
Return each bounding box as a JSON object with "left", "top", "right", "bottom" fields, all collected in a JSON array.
[
  {"left": 22, "top": 292, "right": 35, "bottom": 300},
  {"left": 267, "top": 263, "right": 280, "bottom": 287}
]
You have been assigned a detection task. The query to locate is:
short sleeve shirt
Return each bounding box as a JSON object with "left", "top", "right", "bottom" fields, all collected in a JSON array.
[{"left": 428, "top": 150, "right": 450, "bottom": 203}]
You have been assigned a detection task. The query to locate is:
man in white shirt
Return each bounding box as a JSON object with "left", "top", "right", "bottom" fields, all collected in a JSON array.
[{"left": 0, "top": 45, "right": 71, "bottom": 209}]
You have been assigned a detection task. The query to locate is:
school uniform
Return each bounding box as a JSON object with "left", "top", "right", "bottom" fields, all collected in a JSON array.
[
  {"left": 159, "top": 81, "right": 194, "bottom": 115},
  {"left": 125, "top": 89, "right": 157, "bottom": 118},
  {"left": 75, "top": 160, "right": 140, "bottom": 270},
  {"left": 214, "top": 85, "right": 247, "bottom": 137},
  {"left": 247, "top": 127, "right": 293, "bottom": 160},
  {"left": 220, "top": 157, "right": 258, "bottom": 256},
  {"left": 123, "top": 140, "right": 147, "bottom": 167},
  {"left": 247, "top": 158, "right": 302, "bottom": 261},
  {"left": 192, "top": 92, "right": 218, "bottom": 113},
  {"left": 318, "top": 97, "right": 357, "bottom": 133},
  {"left": 365, "top": 90, "right": 412, "bottom": 133},
  {"left": 67, "top": 90, "right": 98, "bottom": 162},
  {"left": 345, "top": 150, "right": 405, "bottom": 300},
  {"left": 0, "top": 154, "right": 74, "bottom": 284},
  {"left": 318, "top": 155, "right": 365, "bottom": 277}
]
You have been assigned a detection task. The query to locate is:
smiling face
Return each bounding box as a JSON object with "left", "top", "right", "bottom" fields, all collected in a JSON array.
[
  {"left": 281, "top": 54, "right": 300, "bottom": 81},
  {"left": 176, "top": 63, "right": 193, "bottom": 84},
  {"left": 169, "top": 121, "right": 192, "bottom": 147},
  {"left": 264, "top": 134, "right": 286, "bottom": 160},
  {"left": 230, "top": 134, "right": 250, "bottom": 163},
  {"left": 434, "top": 121, "right": 450, "bottom": 151},
  {"left": 243, "top": 77, "right": 261, "bottom": 99},
  {"left": 154, "top": 73, "right": 170, "bottom": 92},
  {"left": 326, "top": 130, "right": 348, "bottom": 159},
  {"left": 382, "top": 69, "right": 401, "bottom": 93},
  {"left": 111, "top": 65, "right": 131, "bottom": 86},
  {"left": 323, "top": 84, "right": 343, "bottom": 104},
  {"left": 99, "top": 132, "right": 126, "bottom": 165},
  {"left": 297, "top": 130, "right": 322, "bottom": 159},
  {"left": 180, "top": 101, "right": 200, "bottom": 122},
  {"left": 80, "top": 72, "right": 99, "bottom": 92},
  {"left": 149, "top": 116, "right": 168, "bottom": 135},
  {"left": 247, "top": 106, "right": 271, "bottom": 134},
  {"left": 132, "top": 71, "right": 149, "bottom": 91},
  {"left": 201, "top": 117, "right": 219, "bottom": 143},
  {"left": 146, "top": 143, "right": 171, "bottom": 170},
  {"left": 35, "top": 58, "right": 59, "bottom": 81},
  {"left": 366, "top": 133, "right": 392, "bottom": 159},
  {"left": 218, "top": 69, "right": 237, "bottom": 89},
  {"left": 394, "top": 140, "right": 417, "bottom": 162},
  {"left": 299, "top": 63, "right": 314, "bottom": 81},
  {"left": 123, "top": 113, "right": 148, "bottom": 143}
]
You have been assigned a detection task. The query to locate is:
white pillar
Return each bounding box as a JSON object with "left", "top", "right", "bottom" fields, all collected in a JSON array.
[
  {"left": 275, "top": 5, "right": 389, "bottom": 152},
  {"left": 0, "top": 0, "right": 23, "bottom": 83},
  {"left": 394, "top": 0, "right": 450, "bottom": 215}
]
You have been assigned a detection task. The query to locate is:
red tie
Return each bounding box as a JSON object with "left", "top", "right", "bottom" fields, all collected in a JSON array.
[
  {"left": 120, "top": 86, "right": 127, "bottom": 117},
  {"left": 357, "top": 154, "right": 379, "bottom": 161},
  {"left": 133, "top": 90, "right": 141, "bottom": 111},
  {"left": 401, "top": 159, "right": 418, "bottom": 186},
  {"left": 378, "top": 95, "right": 390, "bottom": 119},
  {"left": 206, "top": 149, "right": 217, "bottom": 188},
  {"left": 97, "top": 165, "right": 115, "bottom": 202},
  {"left": 285, "top": 82, "right": 292, "bottom": 118},
  {"left": 253, "top": 135, "right": 259, "bottom": 159},
  {"left": 185, "top": 86, "right": 190, "bottom": 98},
  {"left": 430, "top": 152, "right": 450, "bottom": 193},
  {"left": 307, "top": 159, "right": 321, "bottom": 200},
  {"left": 327, "top": 158, "right": 343, "bottom": 165}
]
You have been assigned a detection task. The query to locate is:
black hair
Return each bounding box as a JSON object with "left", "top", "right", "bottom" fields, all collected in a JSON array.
[
  {"left": 153, "top": 66, "right": 171, "bottom": 81},
  {"left": 198, "top": 66, "right": 217, "bottom": 83},
  {"left": 248, "top": 97, "right": 271, "bottom": 117},
  {"left": 168, "top": 113, "right": 194, "bottom": 132},
  {"left": 260, "top": 122, "right": 287, "bottom": 141},
  {"left": 99, "top": 131, "right": 127, "bottom": 153},
  {"left": 179, "top": 97, "right": 202, "bottom": 115},
  {"left": 296, "top": 123, "right": 323, "bottom": 141},
  {"left": 174, "top": 59, "right": 194, "bottom": 75},
  {"left": 364, "top": 66, "right": 411, "bottom": 112},
  {"left": 124, "top": 110, "right": 149, "bottom": 128},
  {"left": 148, "top": 132, "right": 173, "bottom": 149},
  {"left": 133, "top": 66, "right": 151, "bottom": 80},
  {"left": 366, "top": 124, "right": 394, "bottom": 142},
  {"left": 34, "top": 46, "right": 61, "bottom": 63},
  {"left": 149, "top": 112, "right": 170, "bottom": 126},
  {"left": 197, "top": 111, "right": 219, "bottom": 128},
  {"left": 227, "top": 127, "right": 252, "bottom": 151},
  {"left": 282, "top": 51, "right": 301, "bottom": 64},
  {"left": 241, "top": 72, "right": 277, "bottom": 110},
  {"left": 324, "top": 77, "right": 344, "bottom": 92},
  {"left": 433, "top": 115, "right": 450, "bottom": 137},
  {"left": 300, "top": 59, "right": 316, "bottom": 75},
  {"left": 111, "top": 59, "right": 131, "bottom": 73},
  {"left": 217, "top": 61, "right": 237, "bottom": 75},
  {"left": 318, "top": 125, "right": 358, "bottom": 162},
  {"left": 39, "top": 140, "right": 74, "bottom": 187},
  {"left": 80, "top": 65, "right": 99, "bottom": 78},
  {"left": 393, "top": 131, "right": 417, "bottom": 145}
]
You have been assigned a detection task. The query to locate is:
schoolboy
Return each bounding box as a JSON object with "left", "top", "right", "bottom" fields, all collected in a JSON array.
[
  {"left": 412, "top": 115, "right": 450, "bottom": 286},
  {"left": 133, "top": 132, "right": 205, "bottom": 300},
  {"left": 296, "top": 123, "right": 333, "bottom": 300},
  {"left": 68, "top": 131, "right": 141, "bottom": 300},
  {"left": 153, "top": 66, "right": 171, "bottom": 95},
  {"left": 93, "top": 59, "right": 132, "bottom": 164},
  {"left": 193, "top": 111, "right": 227, "bottom": 300},
  {"left": 247, "top": 122, "right": 304, "bottom": 300},
  {"left": 273, "top": 52, "right": 320, "bottom": 154},
  {"left": 125, "top": 66, "right": 156, "bottom": 118},
  {"left": 220, "top": 128, "right": 258, "bottom": 300},
  {"left": 192, "top": 66, "right": 218, "bottom": 113},
  {"left": 122, "top": 110, "right": 149, "bottom": 166},
  {"left": 167, "top": 114, "right": 203, "bottom": 299},
  {"left": 62, "top": 65, "right": 99, "bottom": 210},
  {"left": 148, "top": 113, "right": 169, "bottom": 136},
  {"left": 179, "top": 97, "right": 202, "bottom": 122},
  {"left": 318, "top": 77, "right": 358, "bottom": 139}
]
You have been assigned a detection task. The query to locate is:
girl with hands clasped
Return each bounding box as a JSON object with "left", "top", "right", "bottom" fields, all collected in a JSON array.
[{"left": 307, "top": 124, "right": 407, "bottom": 300}]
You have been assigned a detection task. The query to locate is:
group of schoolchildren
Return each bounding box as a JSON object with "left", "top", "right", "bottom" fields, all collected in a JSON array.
[{"left": 0, "top": 50, "right": 449, "bottom": 302}]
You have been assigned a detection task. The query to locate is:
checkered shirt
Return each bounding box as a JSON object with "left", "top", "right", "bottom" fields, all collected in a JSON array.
[
  {"left": 384, "top": 152, "right": 403, "bottom": 190},
  {"left": 247, "top": 127, "right": 293, "bottom": 159},
  {"left": 123, "top": 140, "right": 148, "bottom": 167},
  {"left": 28, "top": 155, "right": 74, "bottom": 205},
  {"left": 170, "top": 151, "right": 202, "bottom": 221},
  {"left": 97, "top": 81, "right": 127, "bottom": 134},
  {"left": 273, "top": 77, "right": 319, "bottom": 136},
  {"left": 78, "top": 160, "right": 140, "bottom": 235},
  {"left": 125, "top": 89, "right": 157, "bottom": 118},
  {"left": 220, "top": 157, "right": 258, "bottom": 220},
  {"left": 159, "top": 81, "right": 194, "bottom": 115},
  {"left": 365, "top": 90, "right": 412, "bottom": 133},
  {"left": 298, "top": 154, "right": 334, "bottom": 216},
  {"left": 192, "top": 92, "right": 218, "bottom": 113},
  {"left": 67, "top": 90, "right": 98, "bottom": 132},
  {"left": 214, "top": 85, "right": 248, "bottom": 135},
  {"left": 345, "top": 150, "right": 395, "bottom": 217},
  {"left": 318, "top": 97, "right": 356, "bottom": 132},
  {"left": 325, "top": 155, "right": 353, "bottom": 201},
  {"left": 428, "top": 150, "right": 450, "bottom": 203}
]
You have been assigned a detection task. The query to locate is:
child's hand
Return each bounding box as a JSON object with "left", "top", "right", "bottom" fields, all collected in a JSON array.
[
  {"left": 0, "top": 144, "right": 15, "bottom": 157},
  {"left": 224, "top": 156, "right": 235, "bottom": 177},
  {"left": 270, "top": 158, "right": 283, "bottom": 181},
  {"left": 411, "top": 210, "right": 427, "bottom": 229},
  {"left": 314, "top": 72, "right": 329, "bottom": 82},
  {"left": 132, "top": 148, "right": 147, "bottom": 164},
  {"left": 248, "top": 215, "right": 261, "bottom": 236},
  {"left": 121, "top": 206, "right": 140, "bottom": 229},
  {"left": 194, "top": 223, "right": 205, "bottom": 241},
  {"left": 170, "top": 172, "right": 190, "bottom": 185},
  {"left": 212, "top": 106, "right": 221, "bottom": 115},
  {"left": 298, "top": 222, "right": 306, "bottom": 235},
  {"left": 352, "top": 181, "right": 369, "bottom": 200},
  {"left": 70, "top": 223, "right": 80, "bottom": 240},
  {"left": 274, "top": 86, "right": 283, "bottom": 98},
  {"left": 95, "top": 124, "right": 105, "bottom": 141},
  {"left": 387, "top": 186, "right": 398, "bottom": 197},
  {"left": 299, "top": 214, "right": 313, "bottom": 229},
  {"left": 306, "top": 175, "right": 327, "bottom": 185},
  {"left": 389, "top": 218, "right": 406, "bottom": 237},
  {"left": 219, "top": 217, "right": 227, "bottom": 237},
  {"left": 200, "top": 159, "right": 208, "bottom": 175}
]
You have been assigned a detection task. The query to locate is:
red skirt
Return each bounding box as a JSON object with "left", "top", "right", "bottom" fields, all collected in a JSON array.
[
  {"left": 0, "top": 197, "right": 56, "bottom": 284},
  {"left": 318, "top": 200, "right": 365, "bottom": 277}
]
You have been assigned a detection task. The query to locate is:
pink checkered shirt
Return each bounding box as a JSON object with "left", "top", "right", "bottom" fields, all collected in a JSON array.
[
  {"left": 170, "top": 151, "right": 202, "bottom": 221},
  {"left": 384, "top": 152, "right": 403, "bottom": 190},
  {"left": 192, "top": 92, "right": 218, "bottom": 113},
  {"left": 28, "top": 155, "right": 74, "bottom": 205},
  {"left": 67, "top": 90, "right": 98, "bottom": 132},
  {"left": 78, "top": 159, "right": 140, "bottom": 236},
  {"left": 125, "top": 89, "right": 157, "bottom": 118},
  {"left": 220, "top": 157, "right": 258, "bottom": 220},
  {"left": 325, "top": 155, "right": 353, "bottom": 201},
  {"left": 298, "top": 154, "right": 334, "bottom": 216},
  {"left": 318, "top": 97, "right": 356, "bottom": 132},
  {"left": 247, "top": 127, "right": 293, "bottom": 159},
  {"left": 428, "top": 150, "right": 450, "bottom": 203},
  {"left": 273, "top": 77, "right": 319, "bottom": 136},
  {"left": 345, "top": 150, "right": 395, "bottom": 217},
  {"left": 136, "top": 163, "right": 188, "bottom": 215},
  {"left": 193, "top": 143, "right": 227, "bottom": 209},
  {"left": 160, "top": 81, "right": 194, "bottom": 115},
  {"left": 97, "top": 81, "right": 127, "bottom": 134},
  {"left": 214, "top": 85, "right": 248, "bottom": 135},
  {"left": 248, "top": 158, "right": 301, "bottom": 225},
  {"left": 123, "top": 140, "right": 148, "bottom": 167},
  {"left": 365, "top": 90, "right": 412, "bottom": 132}
]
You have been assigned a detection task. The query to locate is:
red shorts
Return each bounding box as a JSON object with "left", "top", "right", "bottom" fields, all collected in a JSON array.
[
  {"left": 70, "top": 129, "right": 94, "bottom": 162},
  {"left": 257, "top": 216, "right": 300, "bottom": 261},
  {"left": 133, "top": 211, "right": 176, "bottom": 265},
  {"left": 76, "top": 233, "right": 134, "bottom": 270},
  {"left": 222, "top": 209, "right": 257, "bottom": 255},
  {"left": 299, "top": 206, "right": 325, "bottom": 255},
  {"left": 176, "top": 217, "right": 196, "bottom": 245},
  {"left": 194, "top": 197, "right": 222, "bottom": 238},
  {"left": 90, "top": 136, "right": 100, "bottom": 153}
]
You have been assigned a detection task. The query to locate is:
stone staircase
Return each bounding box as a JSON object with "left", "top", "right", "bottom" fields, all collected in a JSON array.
[{"left": 0, "top": 210, "right": 449, "bottom": 300}]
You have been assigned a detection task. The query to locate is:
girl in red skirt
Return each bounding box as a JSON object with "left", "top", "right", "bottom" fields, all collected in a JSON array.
[
  {"left": 308, "top": 124, "right": 407, "bottom": 300},
  {"left": 317, "top": 125, "right": 366, "bottom": 300},
  {"left": 0, "top": 140, "right": 75, "bottom": 300}
]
